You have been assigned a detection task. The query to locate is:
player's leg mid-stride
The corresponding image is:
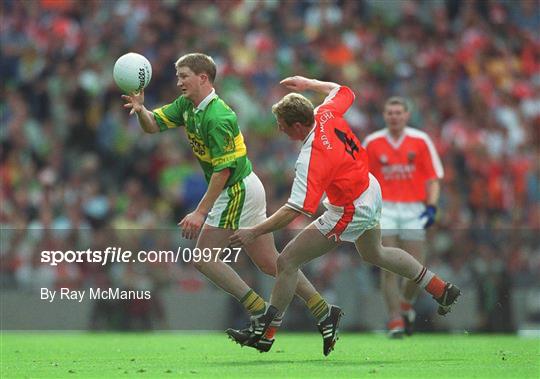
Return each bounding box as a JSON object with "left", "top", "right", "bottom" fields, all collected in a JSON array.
[
  {"left": 224, "top": 77, "right": 461, "bottom": 357},
  {"left": 227, "top": 225, "right": 345, "bottom": 356},
  {"left": 227, "top": 224, "right": 461, "bottom": 356}
]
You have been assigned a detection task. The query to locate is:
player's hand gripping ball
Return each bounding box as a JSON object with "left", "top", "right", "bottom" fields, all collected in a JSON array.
[{"left": 113, "top": 52, "right": 152, "bottom": 94}]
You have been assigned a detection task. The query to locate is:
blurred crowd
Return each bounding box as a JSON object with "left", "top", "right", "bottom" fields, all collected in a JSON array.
[{"left": 1, "top": 0, "right": 539, "bottom": 331}]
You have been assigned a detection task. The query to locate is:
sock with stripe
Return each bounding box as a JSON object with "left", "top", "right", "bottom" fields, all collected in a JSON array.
[
  {"left": 240, "top": 289, "right": 266, "bottom": 316},
  {"left": 306, "top": 293, "right": 330, "bottom": 323},
  {"left": 413, "top": 267, "right": 446, "bottom": 298},
  {"left": 264, "top": 313, "right": 283, "bottom": 340}
]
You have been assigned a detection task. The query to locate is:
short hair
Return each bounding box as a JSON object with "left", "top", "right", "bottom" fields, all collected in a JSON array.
[
  {"left": 175, "top": 53, "right": 217, "bottom": 83},
  {"left": 271, "top": 93, "right": 315, "bottom": 127},
  {"left": 384, "top": 96, "right": 409, "bottom": 112}
]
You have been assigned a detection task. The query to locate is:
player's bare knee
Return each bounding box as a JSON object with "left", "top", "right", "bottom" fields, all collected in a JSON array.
[
  {"left": 276, "top": 253, "right": 297, "bottom": 274},
  {"left": 255, "top": 259, "right": 277, "bottom": 276},
  {"left": 248, "top": 248, "right": 278, "bottom": 276},
  {"left": 361, "top": 253, "right": 376, "bottom": 265},
  {"left": 276, "top": 254, "right": 287, "bottom": 274},
  {"left": 361, "top": 246, "right": 383, "bottom": 266}
]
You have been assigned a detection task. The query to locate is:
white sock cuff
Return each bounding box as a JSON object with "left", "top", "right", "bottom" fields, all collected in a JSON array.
[
  {"left": 414, "top": 267, "right": 434, "bottom": 289},
  {"left": 270, "top": 313, "right": 284, "bottom": 327}
]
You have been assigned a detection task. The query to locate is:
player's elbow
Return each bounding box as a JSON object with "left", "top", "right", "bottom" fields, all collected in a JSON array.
[
  {"left": 214, "top": 168, "right": 231, "bottom": 181},
  {"left": 142, "top": 123, "right": 160, "bottom": 134},
  {"left": 222, "top": 168, "right": 231, "bottom": 180},
  {"left": 340, "top": 85, "right": 353, "bottom": 95}
]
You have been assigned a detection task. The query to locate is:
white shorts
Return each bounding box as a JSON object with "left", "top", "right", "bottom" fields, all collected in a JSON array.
[
  {"left": 314, "top": 173, "right": 382, "bottom": 243},
  {"left": 380, "top": 201, "right": 426, "bottom": 241},
  {"left": 205, "top": 171, "right": 267, "bottom": 229}
]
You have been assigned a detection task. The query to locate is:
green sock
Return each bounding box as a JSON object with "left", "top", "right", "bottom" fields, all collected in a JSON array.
[
  {"left": 240, "top": 289, "right": 266, "bottom": 316},
  {"left": 306, "top": 293, "right": 329, "bottom": 322}
]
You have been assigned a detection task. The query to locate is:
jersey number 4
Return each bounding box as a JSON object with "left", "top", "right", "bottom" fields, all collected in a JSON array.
[{"left": 335, "top": 129, "right": 359, "bottom": 159}]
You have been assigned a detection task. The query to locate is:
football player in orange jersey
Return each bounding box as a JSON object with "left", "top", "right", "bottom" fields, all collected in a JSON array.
[
  {"left": 226, "top": 78, "right": 459, "bottom": 355},
  {"left": 363, "top": 97, "right": 443, "bottom": 337}
]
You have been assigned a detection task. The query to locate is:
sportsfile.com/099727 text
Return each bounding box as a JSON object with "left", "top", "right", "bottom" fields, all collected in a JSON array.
[{"left": 40, "top": 247, "right": 242, "bottom": 266}]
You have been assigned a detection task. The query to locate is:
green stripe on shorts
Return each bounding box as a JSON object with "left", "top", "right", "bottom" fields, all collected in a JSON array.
[
  {"left": 218, "top": 181, "right": 245, "bottom": 229},
  {"left": 218, "top": 184, "right": 236, "bottom": 228},
  {"left": 230, "top": 180, "right": 246, "bottom": 229}
]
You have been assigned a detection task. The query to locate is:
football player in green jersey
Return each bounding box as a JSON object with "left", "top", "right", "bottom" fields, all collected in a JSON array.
[{"left": 122, "top": 53, "right": 335, "bottom": 352}]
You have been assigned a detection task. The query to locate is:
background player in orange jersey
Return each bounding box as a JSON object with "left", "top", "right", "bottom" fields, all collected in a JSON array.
[
  {"left": 363, "top": 97, "right": 444, "bottom": 338},
  {"left": 226, "top": 77, "right": 459, "bottom": 355}
]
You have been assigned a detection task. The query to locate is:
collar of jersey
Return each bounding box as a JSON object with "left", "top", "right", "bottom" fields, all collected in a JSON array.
[
  {"left": 302, "top": 124, "right": 316, "bottom": 145},
  {"left": 384, "top": 126, "right": 410, "bottom": 149},
  {"left": 195, "top": 89, "right": 217, "bottom": 113}
]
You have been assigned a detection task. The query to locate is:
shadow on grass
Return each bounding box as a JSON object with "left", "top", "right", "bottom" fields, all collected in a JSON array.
[
  {"left": 208, "top": 357, "right": 464, "bottom": 367},
  {"left": 209, "top": 360, "right": 359, "bottom": 366}
]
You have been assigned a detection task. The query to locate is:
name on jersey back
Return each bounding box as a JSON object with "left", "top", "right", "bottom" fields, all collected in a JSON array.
[{"left": 319, "top": 111, "right": 334, "bottom": 150}]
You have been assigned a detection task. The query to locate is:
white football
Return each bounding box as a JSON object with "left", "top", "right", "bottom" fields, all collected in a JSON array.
[{"left": 113, "top": 52, "right": 152, "bottom": 94}]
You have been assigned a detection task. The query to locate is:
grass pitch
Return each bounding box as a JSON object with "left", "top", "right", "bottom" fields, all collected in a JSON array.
[{"left": 1, "top": 332, "right": 538, "bottom": 378}]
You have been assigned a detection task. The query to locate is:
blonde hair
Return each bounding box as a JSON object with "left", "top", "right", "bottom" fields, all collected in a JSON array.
[
  {"left": 175, "top": 53, "right": 216, "bottom": 83},
  {"left": 271, "top": 93, "right": 315, "bottom": 127}
]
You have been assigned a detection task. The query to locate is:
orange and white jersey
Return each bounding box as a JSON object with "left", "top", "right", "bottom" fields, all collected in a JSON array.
[
  {"left": 286, "top": 86, "right": 370, "bottom": 217},
  {"left": 362, "top": 127, "right": 443, "bottom": 203}
]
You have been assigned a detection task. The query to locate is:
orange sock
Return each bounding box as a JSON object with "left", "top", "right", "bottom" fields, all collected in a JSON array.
[
  {"left": 388, "top": 317, "right": 405, "bottom": 330},
  {"left": 264, "top": 326, "right": 277, "bottom": 339},
  {"left": 400, "top": 301, "right": 412, "bottom": 312},
  {"left": 426, "top": 276, "right": 446, "bottom": 298},
  {"left": 414, "top": 267, "right": 447, "bottom": 298}
]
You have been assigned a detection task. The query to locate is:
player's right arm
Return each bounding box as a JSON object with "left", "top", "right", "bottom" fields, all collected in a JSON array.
[
  {"left": 280, "top": 76, "right": 339, "bottom": 96},
  {"left": 121, "top": 91, "right": 160, "bottom": 133},
  {"left": 426, "top": 179, "right": 441, "bottom": 207},
  {"left": 229, "top": 206, "right": 301, "bottom": 247},
  {"left": 281, "top": 76, "right": 355, "bottom": 116}
]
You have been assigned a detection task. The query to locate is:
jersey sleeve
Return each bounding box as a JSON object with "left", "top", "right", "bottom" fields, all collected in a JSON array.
[
  {"left": 419, "top": 137, "right": 444, "bottom": 180},
  {"left": 286, "top": 138, "right": 333, "bottom": 217},
  {"left": 207, "top": 117, "right": 247, "bottom": 172},
  {"left": 315, "top": 86, "right": 355, "bottom": 116},
  {"left": 152, "top": 97, "right": 187, "bottom": 132}
]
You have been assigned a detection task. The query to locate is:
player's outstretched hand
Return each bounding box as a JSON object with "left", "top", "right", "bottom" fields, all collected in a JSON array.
[
  {"left": 122, "top": 91, "right": 145, "bottom": 115},
  {"left": 178, "top": 210, "right": 205, "bottom": 240},
  {"left": 280, "top": 76, "right": 311, "bottom": 92},
  {"left": 229, "top": 229, "right": 256, "bottom": 248}
]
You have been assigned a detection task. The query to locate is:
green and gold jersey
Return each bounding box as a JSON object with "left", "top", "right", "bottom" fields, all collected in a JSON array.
[{"left": 152, "top": 90, "right": 252, "bottom": 187}]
